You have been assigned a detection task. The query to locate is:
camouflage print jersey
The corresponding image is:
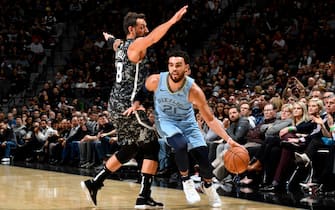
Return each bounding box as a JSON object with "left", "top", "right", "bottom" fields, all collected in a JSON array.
[{"left": 108, "top": 39, "right": 156, "bottom": 145}]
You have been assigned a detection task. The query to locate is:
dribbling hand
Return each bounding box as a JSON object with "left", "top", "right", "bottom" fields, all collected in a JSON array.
[{"left": 227, "top": 138, "right": 243, "bottom": 148}]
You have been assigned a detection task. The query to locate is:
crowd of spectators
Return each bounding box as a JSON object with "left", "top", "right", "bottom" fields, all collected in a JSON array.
[
  {"left": 0, "top": 0, "right": 71, "bottom": 102},
  {"left": 1, "top": 0, "right": 335, "bottom": 195}
]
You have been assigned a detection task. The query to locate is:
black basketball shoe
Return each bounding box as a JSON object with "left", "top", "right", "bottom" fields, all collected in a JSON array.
[
  {"left": 81, "top": 179, "right": 101, "bottom": 206},
  {"left": 134, "top": 196, "right": 164, "bottom": 209}
]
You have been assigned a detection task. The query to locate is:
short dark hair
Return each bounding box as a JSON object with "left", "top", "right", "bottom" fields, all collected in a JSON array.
[
  {"left": 239, "top": 101, "right": 250, "bottom": 110},
  {"left": 229, "top": 105, "right": 240, "bottom": 112},
  {"left": 264, "top": 102, "right": 277, "bottom": 111},
  {"left": 123, "top": 12, "right": 146, "bottom": 35},
  {"left": 98, "top": 113, "right": 107, "bottom": 118},
  {"left": 167, "top": 50, "right": 190, "bottom": 64}
]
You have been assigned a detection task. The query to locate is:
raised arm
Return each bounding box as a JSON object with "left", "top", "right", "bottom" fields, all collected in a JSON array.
[{"left": 128, "top": 5, "right": 188, "bottom": 63}]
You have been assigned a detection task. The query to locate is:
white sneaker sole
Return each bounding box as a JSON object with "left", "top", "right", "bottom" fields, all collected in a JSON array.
[
  {"left": 134, "top": 204, "right": 164, "bottom": 209},
  {"left": 185, "top": 194, "right": 201, "bottom": 204},
  {"left": 211, "top": 202, "right": 222, "bottom": 208}
]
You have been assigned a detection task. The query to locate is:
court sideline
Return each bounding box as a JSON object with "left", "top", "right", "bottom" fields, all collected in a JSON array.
[{"left": 0, "top": 165, "right": 300, "bottom": 209}]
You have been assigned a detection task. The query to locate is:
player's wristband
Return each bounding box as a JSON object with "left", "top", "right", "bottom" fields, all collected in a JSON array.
[
  {"left": 133, "top": 86, "right": 150, "bottom": 103},
  {"left": 106, "top": 36, "right": 115, "bottom": 47}
]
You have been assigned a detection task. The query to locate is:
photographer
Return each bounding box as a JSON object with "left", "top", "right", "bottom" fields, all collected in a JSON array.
[{"left": 282, "top": 76, "right": 305, "bottom": 101}]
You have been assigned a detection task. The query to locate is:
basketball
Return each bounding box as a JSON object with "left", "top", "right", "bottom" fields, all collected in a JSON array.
[{"left": 223, "top": 146, "right": 250, "bottom": 174}]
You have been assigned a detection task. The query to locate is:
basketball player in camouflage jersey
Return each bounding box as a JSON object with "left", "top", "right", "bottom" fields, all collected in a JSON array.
[
  {"left": 81, "top": 5, "right": 188, "bottom": 209},
  {"left": 109, "top": 39, "right": 152, "bottom": 145}
]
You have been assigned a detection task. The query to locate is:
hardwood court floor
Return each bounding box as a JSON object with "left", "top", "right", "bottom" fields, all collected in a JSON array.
[{"left": 0, "top": 165, "right": 300, "bottom": 210}]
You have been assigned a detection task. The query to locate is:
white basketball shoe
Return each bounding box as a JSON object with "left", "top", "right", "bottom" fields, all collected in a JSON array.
[{"left": 182, "top": 179, "right": 201, "bottom": 204}]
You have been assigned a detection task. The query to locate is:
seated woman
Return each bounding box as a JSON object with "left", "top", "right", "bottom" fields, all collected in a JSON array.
[
  {"left": 295, "top": 97, "right": 333, "bottom": 187},
  {"left": 260, "top": 101, "right": 317, "bottom": 191}
]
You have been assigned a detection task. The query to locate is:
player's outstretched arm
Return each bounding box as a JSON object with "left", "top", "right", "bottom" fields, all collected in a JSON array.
[{"left": 128, "top": 5, "right": 188, "bottom": 63}]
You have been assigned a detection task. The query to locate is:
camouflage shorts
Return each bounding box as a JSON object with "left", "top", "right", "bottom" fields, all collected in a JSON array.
[{"left": 111, "top": 110, "right": 158, "bottom": 145}]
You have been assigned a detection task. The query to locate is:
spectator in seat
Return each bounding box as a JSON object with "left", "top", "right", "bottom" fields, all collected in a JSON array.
[
  {"left": 27, "top": 36, "right": 45, "bottom": 72},
  {"left": 212, "top": 105, "right": 250, "bottom": 180},
  {"left": 60, "top": 116, "right": 86, "bottom": 165},
  {"left": 260, "top": 101, "right": 315, "bottom": 191},
  {"left": 239, "top": 101, "right": 256, "bottom": 129},
  {"left": 244, "top": 103, "right": 278, "bottom": 159},
  {"left": 246, "top": 103, "right": 293, "bottom": 185},
  {"left": 13, "top": 116, "right": 27, "bottom": 146},
  {"left": 0, "top": 120, "right": 17, "bottom": 163},
  {"left": 34, "top": 119, "right": 57, "bottom": 162},
  {"left": 295, "top": 97, "right": 333, "bottom": 186},
  {"left": 79, "top": 114, "right": 116, "bottom": 168},
  {"left": 48, "top": 119, "right": 70, "bottom": 165}
]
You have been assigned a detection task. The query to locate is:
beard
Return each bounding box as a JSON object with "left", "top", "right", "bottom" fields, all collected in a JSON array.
[
  {"left": 135, "top": 31, "right": 148, "bottom": 38},
  {"left": 169, "top": 72, "right": 184, "bottom": 83}
]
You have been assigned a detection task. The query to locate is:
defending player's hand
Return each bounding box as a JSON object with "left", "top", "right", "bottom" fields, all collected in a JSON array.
[
  {"left": 170, "top": 5, "right": 188, "bottom": 24},
  {"left": 113, "top": 39, "right": 123, "bottom": 51},
  {"left": 102, "top": 32, "right": 114, "bottom": 41},
  {"left": 123, "top": 102, "right": 145, "bottom": 116}
]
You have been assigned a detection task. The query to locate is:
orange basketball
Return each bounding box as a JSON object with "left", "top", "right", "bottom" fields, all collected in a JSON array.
[{"left": 223, "top": 146, "right": 250, "bottom": 174}]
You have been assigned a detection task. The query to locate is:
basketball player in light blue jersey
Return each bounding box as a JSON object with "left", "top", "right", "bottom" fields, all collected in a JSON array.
[{"left": 125, "top": 50, "right": 242, "bottom": 208}]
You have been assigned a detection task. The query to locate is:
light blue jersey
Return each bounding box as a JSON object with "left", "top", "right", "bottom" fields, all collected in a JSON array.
[{"left": 154, "top": 72, "right": 207, "bottom": 150}]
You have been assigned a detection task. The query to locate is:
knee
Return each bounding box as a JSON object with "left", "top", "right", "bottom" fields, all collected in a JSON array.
[
  {"left": 167, "top": 134, "right": 187, "bottom": 152},
  {"left": 115, "top": 143, "right": 138, "bottom": 164},
  {"left": 142, "top": 141, "right": 160, "bottom": 161}
]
